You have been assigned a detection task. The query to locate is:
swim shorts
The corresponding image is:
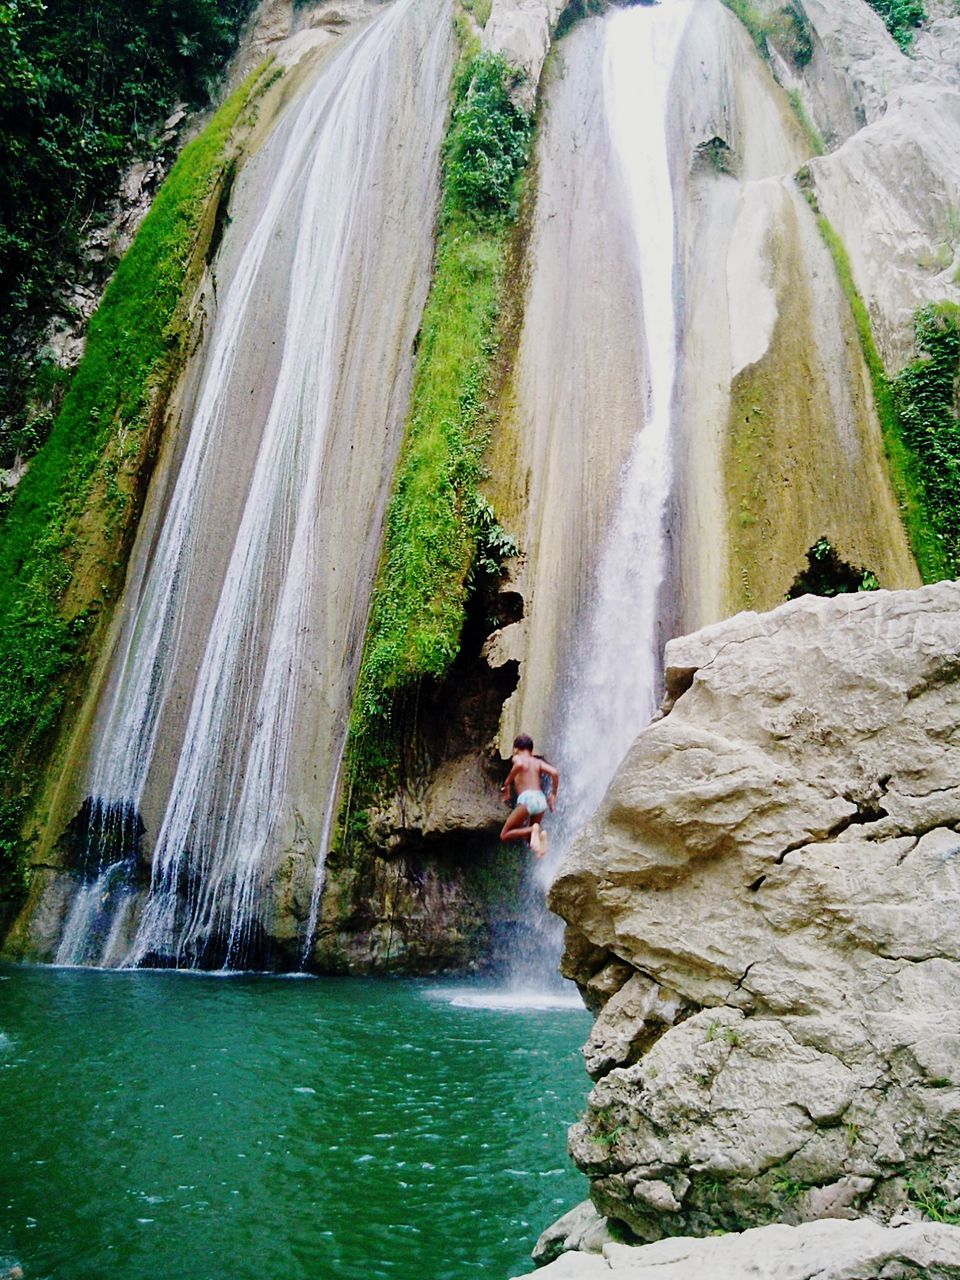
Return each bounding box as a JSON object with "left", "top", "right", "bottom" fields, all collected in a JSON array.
[{"left": 517, "top": 789, "right": 548, "bottom": 816}]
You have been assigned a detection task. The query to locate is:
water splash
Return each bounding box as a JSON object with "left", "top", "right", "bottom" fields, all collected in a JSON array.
[
  {"left": 67, "top": 0, "right": 452, "bottom": 969},
  {"left": 431, "top": 988, "right": 586, "bottom": 1012},
  {"left": 55, "top": 857, "right": 137, "bottom": 968}
]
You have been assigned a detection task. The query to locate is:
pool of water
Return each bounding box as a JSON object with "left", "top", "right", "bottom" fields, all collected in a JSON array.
[{"left": 0, "top": 967, "right": 591, "bottom": 1280}]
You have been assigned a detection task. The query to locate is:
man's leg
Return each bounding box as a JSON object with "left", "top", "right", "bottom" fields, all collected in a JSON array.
[
  {"left": 530, "top": 822, "right": 543, "bottom": 857},
  {"left": 501, "top": 805, "right": 533, "bottom": 841}
]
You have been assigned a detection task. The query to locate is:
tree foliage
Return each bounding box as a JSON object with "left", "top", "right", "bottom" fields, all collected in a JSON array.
[
  {"left": 865, "top": 0, "right": 926, "bottom": 49},
  {"left": 444, "top": 52, "right": 533, "bottom": 219},
  {"left": 0, "top": 0, "right": 255, "bottom": 467}
]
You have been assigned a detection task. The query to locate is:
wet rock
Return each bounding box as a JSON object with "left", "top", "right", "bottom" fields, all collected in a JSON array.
[
  {"left": 791, "top": 0, "right": 914, "bottom": 135},
  {"left": 550, "top": 583, "right": 960, "bottom": 1239},
  {"left": 370, "top": 753, "right": 502, "bottom": 851},
  {"left": 522, "top": 1217, "right": 960, "bottom": 1279}
]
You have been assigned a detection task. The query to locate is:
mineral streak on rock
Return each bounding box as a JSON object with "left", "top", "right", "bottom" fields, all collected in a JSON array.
[{"left": 549, "top": 583, "right": 960, "bottom": 1241}]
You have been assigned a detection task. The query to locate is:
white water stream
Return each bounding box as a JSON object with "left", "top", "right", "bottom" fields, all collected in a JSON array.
[
  {"left": 70, "top": 0, "right": 452, "bottom": 968},
  {"left": 553, "top": 0, "right": 689, "bottom": 826},
  {"left": 510, "top": 0, "right": 691, "bottom": 990}
]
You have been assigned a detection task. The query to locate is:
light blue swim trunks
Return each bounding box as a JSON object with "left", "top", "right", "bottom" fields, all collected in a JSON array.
[{"left": 517, "top": 789, "right": 548, "bottom": 816}]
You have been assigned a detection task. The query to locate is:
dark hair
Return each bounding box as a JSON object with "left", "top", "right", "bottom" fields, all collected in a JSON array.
[{"left": 513, "top": 734, "right": 534, "bottom": 751}]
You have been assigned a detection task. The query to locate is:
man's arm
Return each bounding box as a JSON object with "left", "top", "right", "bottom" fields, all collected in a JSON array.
[
  {"left": 540, "top": 760, "right": 560, "bottom": 809},
  {"left": 501, "top": 761, "right": 520, "bottom": 804}
]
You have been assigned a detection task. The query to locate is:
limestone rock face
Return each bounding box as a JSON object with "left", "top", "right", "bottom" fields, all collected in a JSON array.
[
  {"left": 778, "top": 0, "right": 914, "bottom": 137},
  {"left": 369, "top": 752, "right": 503, "bottom": 850},
  {"left": 758, "top": 0, "right": 960, "bottom": 369},
  {"left": 550, "top": 583, "right": 960, "bottom": 1240},
  {"left": 532, "top": 1199, "right": 614, "bottom": 1266},
  {"left": 482, "top": 0, "right": 566, "bottom": 109},
  {"left": 807, "top": 83, "right": 960, "bottom": 369},
  {"left": 521, "top": 1217, "right": 960, "bottom": 1280}
]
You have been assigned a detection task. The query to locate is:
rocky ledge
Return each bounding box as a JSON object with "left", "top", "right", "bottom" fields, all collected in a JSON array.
[
  {"left": 523, "top": 1216, "right": 960, "bottom": 1279},
  {"left": 548, "top": 582, "right": 960, "bottom": 1247}
]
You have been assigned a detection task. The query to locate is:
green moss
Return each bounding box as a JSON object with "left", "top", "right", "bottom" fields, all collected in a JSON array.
[
  {"left": 720, "top": 0, "right": 773, "bottom": 56},
  {"left": 460, "top": 0, "right": 492, "bottom": 29},
  {"left": 788, "top": 90, "right": 824, "bottom": 156},
  {"left": 810, "top": 207, "right": 947, "bottom": 582},
  {"left": 721, "top": 0, "right": 815, "bottom": 67},
  {"left": 0, "top": 62, "right": 274, "bottom": 900},
  {"left": 347, "top": 50, "right": 531, "bottom": 780},
  {"left": 553, "top": 0, "right": 609, "bottom": 42},
  {"left": 892, "top": 302, "right": 960, "bottom": 572}
]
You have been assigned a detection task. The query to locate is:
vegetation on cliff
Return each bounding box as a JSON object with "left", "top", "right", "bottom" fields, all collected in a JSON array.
[
  {"left": 345, "top": 45, "right": 532, "bottom": 788},
  {"left": 0, "top": 0, "right": 256, "bottom": 471},
  {"left": 0, "top": 63, "right": 273, "bottom": 906},
  {"left": 719, "top": 1, "right": 814, "bottom": 67},
  {"left": 892, "top": 302, "right": 960, "bottom": 573},
  {"left": 787, "top": 537, "right": 879, "bottom": 599},
  {"left": 865, "top": 0, "right": 926, "bottom": 50},
  {"left": 806, "top": 196, "right": 959, "bottom": 582},
  {"left": 723, "top": 0, "right": 927, "bottom": 61}
]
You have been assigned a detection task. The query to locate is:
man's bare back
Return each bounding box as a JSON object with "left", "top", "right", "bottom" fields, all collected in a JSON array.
[{"left": 509, "top": 755, "right": 549, "bottom": 794}]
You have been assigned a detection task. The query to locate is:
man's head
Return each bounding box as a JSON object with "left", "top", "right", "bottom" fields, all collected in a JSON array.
[{"left": 513, "top": 734, "right": 534, "bottom": 753}]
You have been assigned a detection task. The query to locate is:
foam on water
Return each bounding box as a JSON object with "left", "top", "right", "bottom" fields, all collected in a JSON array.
[{"left": 426, "top": 987, "right": 585, "bottom": 1013}]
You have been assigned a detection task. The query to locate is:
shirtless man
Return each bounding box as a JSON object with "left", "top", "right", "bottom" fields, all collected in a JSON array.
[{"left": 500, "top": 734, "right": 560, "bottom": 858}]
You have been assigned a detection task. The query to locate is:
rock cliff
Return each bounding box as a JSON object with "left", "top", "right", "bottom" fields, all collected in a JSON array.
[
  {"left": 761, "top": 0, "right": 960, "bottom": 370},
  {"left": 548, "top": 582, "right": 960, "bottom": 1244}
]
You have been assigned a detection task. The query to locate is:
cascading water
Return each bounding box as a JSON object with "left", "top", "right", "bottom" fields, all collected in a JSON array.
[
  {"left": 555, "top": 0, "right": 689, "bottom": 821},
  {"left": 509, "top": 0, "right": 692, "bottom": 990},
  {"left": 62, "top": 0, "right": 453, "bottom": 969}
]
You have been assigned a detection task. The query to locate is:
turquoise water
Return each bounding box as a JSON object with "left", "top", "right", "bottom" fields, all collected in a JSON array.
[{"left": 0, "top": 967, "right": 590, "bottom": 1280}]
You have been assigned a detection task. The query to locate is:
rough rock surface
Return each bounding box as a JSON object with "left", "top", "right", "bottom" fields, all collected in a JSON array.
[
  {"left": 482, "top": 0, "right": 565, "bottom": 109},
  {"left": 533, "top": 1200, "right": 616, "bottom": 1266},
  {"left": 807, "top": 82, "right": 960, "bottom": 369},
  {"left": 521, "top": 1218, "right": 960, "bottom": 1279},
  {"left": 550, "top": 583, "right": 960, "bottom": 1240},
  {"left": 756, "top": 0, "right": 960, "bottom": 369}
]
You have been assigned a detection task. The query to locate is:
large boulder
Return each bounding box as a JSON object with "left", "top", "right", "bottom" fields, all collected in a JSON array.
[{"left": 549, "top": 583, "right": 960, "bottom": 1240}]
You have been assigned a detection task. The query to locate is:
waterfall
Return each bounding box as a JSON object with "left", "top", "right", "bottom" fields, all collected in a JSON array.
[
  {"left": 65, "top": 0, "right": 453, "bottom": 969},
  {"left": 514, "top": 0, "right": 691, "bottom": 985},
  {"left": 553, "top": 0, "right": 689, "bottom": 825},
  {"left": 54, "top": 860, "right": 137, "bottom": 967}
]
